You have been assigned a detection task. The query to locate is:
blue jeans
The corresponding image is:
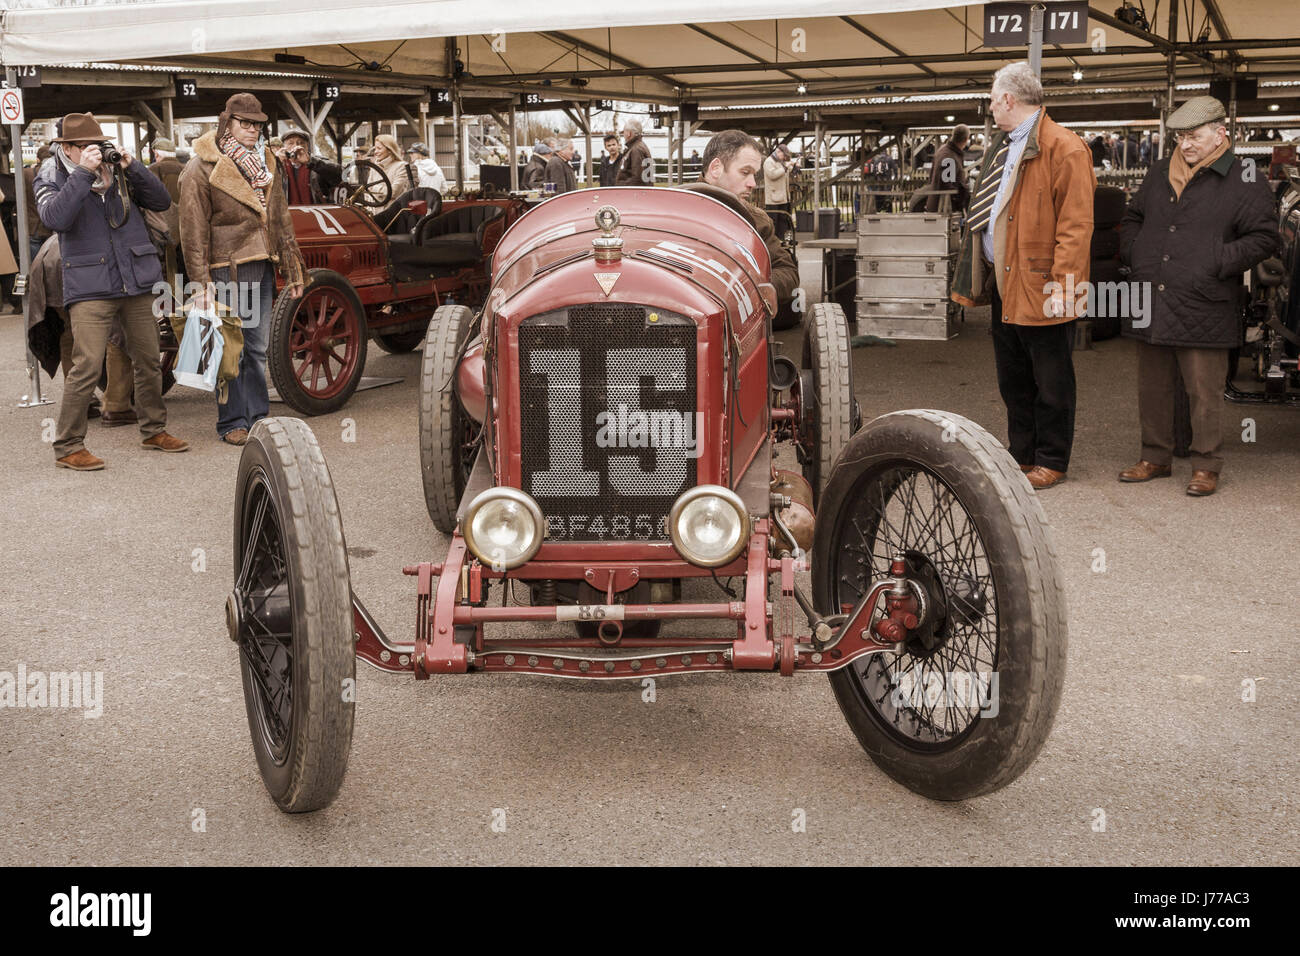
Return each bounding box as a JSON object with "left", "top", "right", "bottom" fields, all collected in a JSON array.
[{"left": 213, "top": 261, "right": 275, "bottom": 438}]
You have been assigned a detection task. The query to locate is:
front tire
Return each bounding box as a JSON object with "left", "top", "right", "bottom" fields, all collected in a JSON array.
[
  {"left": 231, "top": 417, "right": 355, "bottom": 813},
  {"left": 799, "top": 301, "right": 855, "bottom": 506},
  {"left": 419, "top": 304, "right": 476, "bottom": 531},
  {"left": 815, "top": 410, "right": 1067, "bottom": 800}
]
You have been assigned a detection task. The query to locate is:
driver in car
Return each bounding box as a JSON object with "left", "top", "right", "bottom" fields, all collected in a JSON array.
[{"left": 693, "top": 129, "right": 801, "bottom": 306}]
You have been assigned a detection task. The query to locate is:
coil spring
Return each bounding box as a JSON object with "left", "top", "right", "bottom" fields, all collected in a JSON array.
[{"left": 534, "top": 579, "right": 557, "bottom": 606}]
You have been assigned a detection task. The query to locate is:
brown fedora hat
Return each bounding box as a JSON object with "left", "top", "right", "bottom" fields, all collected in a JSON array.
[{"left": 53, "top": 112, "right": 107, "bottom": 144}]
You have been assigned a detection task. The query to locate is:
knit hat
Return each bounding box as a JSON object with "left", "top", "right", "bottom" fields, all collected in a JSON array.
[
  {"left": 1167, "top": 95, "right": 1228, "bottom": 132},
  {"left": 407, "top": 142, "right": 431, "bottom": 156}
]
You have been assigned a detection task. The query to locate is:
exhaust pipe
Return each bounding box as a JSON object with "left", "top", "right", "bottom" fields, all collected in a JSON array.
[
  {"left": 598, "top": 620, "right": 624, "bottom": 646},
  {"left": 770, "top": 469, "right": 815, "bottom": 555}
]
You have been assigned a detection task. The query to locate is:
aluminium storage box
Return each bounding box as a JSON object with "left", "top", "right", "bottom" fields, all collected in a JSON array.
[{"left": 853, "top": 298, "right": 958, "bottom": 340}]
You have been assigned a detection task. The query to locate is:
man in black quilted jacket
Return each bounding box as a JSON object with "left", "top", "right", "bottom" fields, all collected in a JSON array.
[{"left": 1118, "top": 96, "right": 1278, "bottom": 496}]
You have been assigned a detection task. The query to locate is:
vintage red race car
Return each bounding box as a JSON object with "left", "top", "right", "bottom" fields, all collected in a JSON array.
[
  {"left": 227, "top": 184, "right": 1068, "bottom": 812},
  {"left": 268, "top": 163, "right": 531, "bottom": 415}
]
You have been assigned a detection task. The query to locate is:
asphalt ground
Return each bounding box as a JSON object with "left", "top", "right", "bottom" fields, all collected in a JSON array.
[{"left": 1, "top": 247, "right": 1297, "bottom": 866}]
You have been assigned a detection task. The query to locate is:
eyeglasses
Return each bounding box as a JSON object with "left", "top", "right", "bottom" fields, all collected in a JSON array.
[
  {"left": 1172, "top": 124, "right": 1220, "bottom": 144},
  {"left": 232, "top": 118, "right": 263, "bottom": 132},
  {"left": 67, "top": 142, "right": 97, "bottom": 151}
]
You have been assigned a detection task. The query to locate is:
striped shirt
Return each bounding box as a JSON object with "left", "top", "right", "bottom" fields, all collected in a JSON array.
[{"left": 981, "top": 109, "right": 1041, "bottom": 264}]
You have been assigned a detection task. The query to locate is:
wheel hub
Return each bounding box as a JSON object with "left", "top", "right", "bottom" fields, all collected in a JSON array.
[
  {"left": 902, "top": 551, "right": 950, "bottom": 654},
  {"left": 226, "top": 590, "right": 244, "bottom": 643}
]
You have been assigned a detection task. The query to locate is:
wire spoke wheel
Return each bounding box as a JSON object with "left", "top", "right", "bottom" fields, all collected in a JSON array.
[
  {"left": 234, "top": 476, "right": 296, "bottom": 761},
  {"left": 835, "top": 465, "right": 998, "bottom": 749},
  {"left": 814, "top": 409, "right": 1068, "bottom": 800},
  {"left": 230, "top": 418, "right": 355, "bottom": 812}
]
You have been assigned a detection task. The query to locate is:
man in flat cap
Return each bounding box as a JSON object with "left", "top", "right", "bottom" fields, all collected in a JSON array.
[{"left": 1117, "top": 96, "right": 1279, "bottom": 496}]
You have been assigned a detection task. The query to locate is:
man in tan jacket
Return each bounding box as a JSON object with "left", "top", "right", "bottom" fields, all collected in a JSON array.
[
  {"left": 180, "top": 93, "right": 304, "bottom": 445},
  {"left": 951, "top": 62, "right": 1095, "bottom": 489}
]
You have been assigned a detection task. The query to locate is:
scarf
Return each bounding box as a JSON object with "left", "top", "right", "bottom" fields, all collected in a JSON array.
[
  {"left": 1168, "top": 137, "right": 1229, "bottom": 200},
  {"left": 219, "top": 131, "right": 274, "bottom": 207},
  {"left": 56, "top": 144, "right": 113, "bottom": 195}
]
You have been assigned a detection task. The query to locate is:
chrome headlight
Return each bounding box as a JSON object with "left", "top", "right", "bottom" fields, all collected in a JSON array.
[
  {"left": 462, "top": 488, "right": 545, "bottom": 570},
  {"left": 669, "top": 486, "right": 751, "bottom": 568}
]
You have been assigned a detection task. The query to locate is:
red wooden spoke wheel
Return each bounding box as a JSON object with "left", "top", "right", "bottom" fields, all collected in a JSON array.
[{"left": 268, "top": 270, "right": 369, "bottom": 416}]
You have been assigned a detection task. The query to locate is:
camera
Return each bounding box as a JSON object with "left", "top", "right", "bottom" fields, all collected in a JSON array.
[{"left": 98, "top": 142, "right": 123, "bottom": 165}]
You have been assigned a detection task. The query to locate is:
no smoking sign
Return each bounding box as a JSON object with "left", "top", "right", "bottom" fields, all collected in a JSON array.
[{"left": 1, "top": 87, "right": 25, "bottom": 124}]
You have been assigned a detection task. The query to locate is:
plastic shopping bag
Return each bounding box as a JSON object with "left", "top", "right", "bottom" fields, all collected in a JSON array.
[{"left": 173, "top": 304, "right": 225, "bottom": 392}]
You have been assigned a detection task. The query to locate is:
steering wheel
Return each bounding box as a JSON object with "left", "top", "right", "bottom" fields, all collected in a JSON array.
[
  {"left": 678, "top": 182, "right": 758, "bottom": 229},
  {"left": 336, "top": 159, "right": 392, "bottom": 208}
]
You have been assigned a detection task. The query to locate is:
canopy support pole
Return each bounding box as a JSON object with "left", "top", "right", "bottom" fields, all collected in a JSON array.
[
  {"left": 1028, "top": 3, "right": 1046, "bottom": 77},
  {"left": 584, "top": 103, "right": 593, "bottom": 187},
  {"left": 508, "top": 99, "right": 518, "bottom": 190},
  {"left": 7, "top": 67, "right": 50, "bottom": 408},
  {"left": 1160, "top": 0, "right": 1179, "bottom": 160},
  {"left": 813, "top": 118, "right": 824, "bottom": 209},
  {"left": 162, "top": 96, "right": 175, "bottom": 144},
  {"left": 453, "top": 87, "right": 463, "bottom": 190},
  {"left": 279, "top": 92, "right": 313, "bottom": 135}
]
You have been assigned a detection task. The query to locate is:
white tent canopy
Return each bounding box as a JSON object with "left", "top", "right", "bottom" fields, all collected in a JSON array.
[
  {"left": 2, "top": 0, "right": 973, "bottom": 75},
  {"left": 5, "top": 0, "right": 1300, "bottom": 112}
]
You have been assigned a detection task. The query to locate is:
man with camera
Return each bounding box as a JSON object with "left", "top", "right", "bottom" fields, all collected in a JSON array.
[
  {"left": 35, "top": 112, "right": 189, "bottom": 470},
  {"left": 276, "top": 128, "right": 342, "bottom": 205}
]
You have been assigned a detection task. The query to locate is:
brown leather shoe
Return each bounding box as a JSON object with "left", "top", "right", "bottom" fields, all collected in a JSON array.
[
  {"left": 221, "top": 428, "right": 249, "bottom": 446},
  {"left": 1025, "top": 466, "right": 1066, "bottom": 489},
  {"left": 87, "top": 402, "right": 102, "bottom": 420},
  {"left": 1118, "top": 460, "right": 1172, "bottom": 482},
  {"left": 142, "top": 432, "right": 190, "bottom": 453},
  {"left": 1186, "top": 470, "right": 1218, "bottom": 496},
  {"left": 1019, "top": 464, "right": 1034, "bottom": 473},
  {"left": 55, "top": 449, "right": 105, "bottom": 471},
  {"left": 101, "top": 409, "right": 138, "bottom": 427}
]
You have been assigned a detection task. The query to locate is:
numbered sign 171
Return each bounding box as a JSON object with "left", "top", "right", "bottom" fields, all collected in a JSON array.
[{"left": 984, "top": 1, "right": 1088, "bottom": 46}]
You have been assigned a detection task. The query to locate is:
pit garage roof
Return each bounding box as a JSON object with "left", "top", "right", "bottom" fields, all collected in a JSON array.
[{"left": 3, "top": 1, "right": 1300, "bottom": 123}]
